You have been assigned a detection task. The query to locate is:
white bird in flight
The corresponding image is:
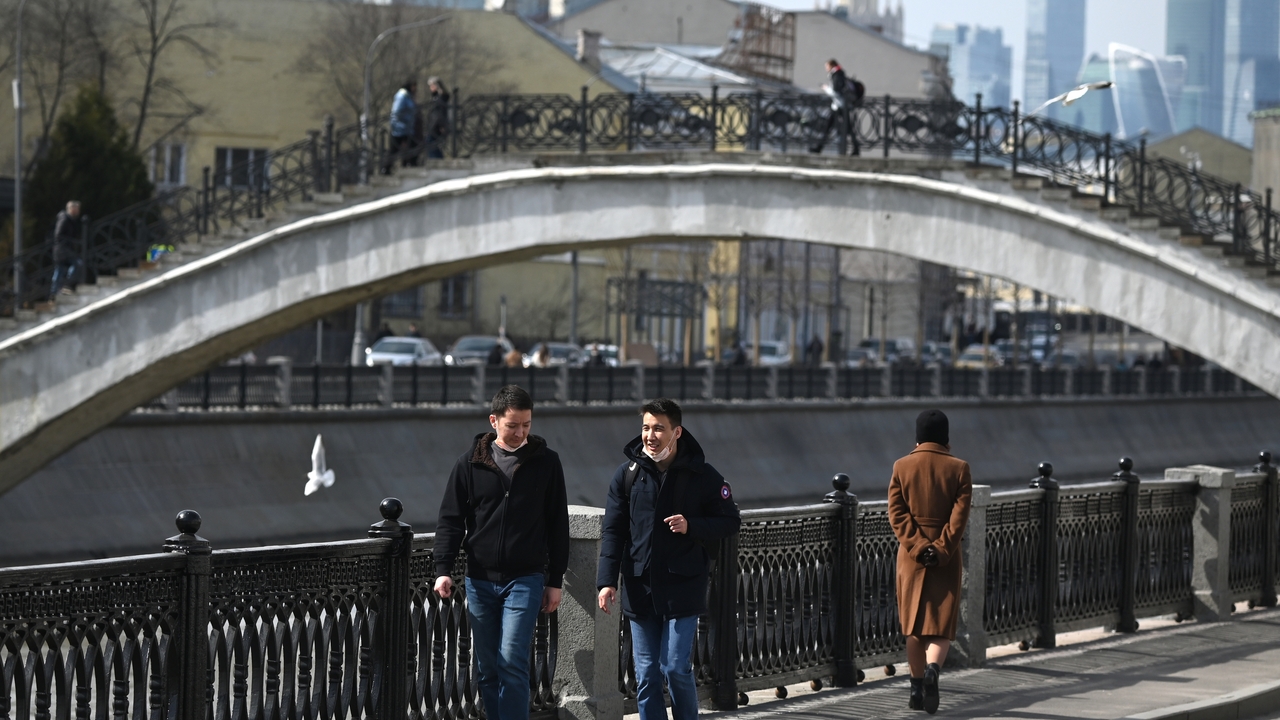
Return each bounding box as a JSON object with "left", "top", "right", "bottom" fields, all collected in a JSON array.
[
  {"left": 1029, "top": 81, "right": 1114, "bottom": 116},
  {"left": 305, "top": 434, "right": 335, "bottom": 496}
]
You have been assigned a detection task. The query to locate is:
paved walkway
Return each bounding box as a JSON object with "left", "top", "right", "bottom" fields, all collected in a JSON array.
[{"left": 709, "top": 607, "right": 1280, "bottom": 720}]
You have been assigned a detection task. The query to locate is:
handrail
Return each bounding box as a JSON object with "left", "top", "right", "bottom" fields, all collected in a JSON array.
[{"left": 4, "top": 91, "right": 1275, "bottom": 317}]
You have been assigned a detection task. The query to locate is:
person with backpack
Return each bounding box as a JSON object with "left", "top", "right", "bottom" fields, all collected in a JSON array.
[
  {"left": 433, "top": 385, "right": 570, "bottom": 720},
  {"left": 809, "top": 58, "right": 864, "bottom": 156},
  {"left": 596, "top": 398, "right": 740, "bottom": 720}
]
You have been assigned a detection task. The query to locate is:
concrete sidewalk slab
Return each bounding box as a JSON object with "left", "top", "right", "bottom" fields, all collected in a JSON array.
[{"left": 703, "top": 607, "right": 1280, "bottom": 720}]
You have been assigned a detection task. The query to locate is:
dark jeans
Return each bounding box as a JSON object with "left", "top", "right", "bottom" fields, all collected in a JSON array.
[
  {"left": 465, "top": 574, "right": 543, "bottom": 720},
  {"left": 630, "top": 614, "right": 699, "bottom": 720},
  {"left": 381, "top": 135, "right": 418, "bottom": 173},
  {"left": 51, "top": 257, "right": 81, "bottom": 296},
  {"left": 425, "top": 133, "right": 445, "bottom": 159},
  {"left": 813, "top": 107, "right": 860, "bottom": 155}
]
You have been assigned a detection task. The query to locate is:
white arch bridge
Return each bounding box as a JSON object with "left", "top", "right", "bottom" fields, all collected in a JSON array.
[{"left": 1, "top": 161, "right": 1277, "bottom": 490}]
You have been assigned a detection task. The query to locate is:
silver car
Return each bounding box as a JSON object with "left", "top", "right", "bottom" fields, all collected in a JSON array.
[{"left": 365, "top": 337, "right": 443, "bottom": 367}]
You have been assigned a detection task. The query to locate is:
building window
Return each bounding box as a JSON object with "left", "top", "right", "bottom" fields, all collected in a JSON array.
[
  {"left": 439, "top": 273, "right": 471, "bottom": 319},
  {"left": 214, "top": 147, "right": 269, "bottom": 190},
  {"left": 150, "top": 143, "right": 186, "bottom": 187},
  {"left": 382, "top": 286, "right": 423, "bottom": 319}
]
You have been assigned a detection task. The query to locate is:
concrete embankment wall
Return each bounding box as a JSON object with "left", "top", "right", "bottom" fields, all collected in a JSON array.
[{"left": 5, "top": 396, "right": 1278, "bottom": 565}]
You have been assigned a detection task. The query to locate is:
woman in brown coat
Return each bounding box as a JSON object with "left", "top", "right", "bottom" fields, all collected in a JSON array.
[{"left": 887, "top": 409, "right": 972, "bottom": 714}]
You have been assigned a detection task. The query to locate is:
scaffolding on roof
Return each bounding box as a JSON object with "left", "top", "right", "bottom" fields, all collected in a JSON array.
[{"left": 715, "top": 3, "right": 795, "bottom": 85}]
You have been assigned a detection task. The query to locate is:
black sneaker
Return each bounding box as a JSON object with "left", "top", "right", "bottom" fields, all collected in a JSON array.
[{"left": 923, "top": 663, "right": 940, "bottom": 714}]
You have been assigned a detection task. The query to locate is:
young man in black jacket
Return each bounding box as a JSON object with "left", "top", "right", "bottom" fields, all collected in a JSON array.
[
  {"left": 596, "top": 398, "right": 740, "bottom": 720},
  {"left": 433, "top": 385, "right": 570, "bottom": 720}
]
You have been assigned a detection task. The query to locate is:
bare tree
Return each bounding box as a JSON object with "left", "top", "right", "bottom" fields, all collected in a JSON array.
[
  {"left": 296, "top": 2, "right": 509, "bottom": 125},
  {"left": 121, "top": 0, "right": 223, "bottom": 151}
]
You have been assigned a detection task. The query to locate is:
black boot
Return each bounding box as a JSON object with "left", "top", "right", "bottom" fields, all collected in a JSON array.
[
  {"left": 923, "top": 662, "right": 940, "bottom": 714},
  {"left": 908, "top": 678, "right": 924, "bottom": 710}
]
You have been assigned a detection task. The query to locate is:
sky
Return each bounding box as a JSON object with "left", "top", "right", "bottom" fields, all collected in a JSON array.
[{"left": 758, "top": 0, "right": 1168, "bottom": 105}]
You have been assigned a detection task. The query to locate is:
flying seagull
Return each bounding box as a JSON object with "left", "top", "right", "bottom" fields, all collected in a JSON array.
[
  {"left": 305, "top": 434, "right": 336, "bottom": 496},
  {"left": 1029, "top": 81, "right": 1114, "bottom": 116}
]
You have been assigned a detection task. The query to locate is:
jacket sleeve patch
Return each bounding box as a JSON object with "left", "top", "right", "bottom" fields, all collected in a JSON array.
[{"left": 720, "top": 483, "right": 732, "bottom": 500}]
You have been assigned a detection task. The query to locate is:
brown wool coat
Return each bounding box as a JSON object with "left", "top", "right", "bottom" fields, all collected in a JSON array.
[{"left": 887, "top": 443, "right": 973, "bottom": 640}]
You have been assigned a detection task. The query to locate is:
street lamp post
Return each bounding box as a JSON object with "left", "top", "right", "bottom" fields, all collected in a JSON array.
[
  {"left": 350, "top": 12, "right": 450, "bottom": 366},
  {"left": 12, "top": 0, "right": 31, "bottom": 307},
  {"left": 359, "top": 13, "right": 451, "bottom": 184}
]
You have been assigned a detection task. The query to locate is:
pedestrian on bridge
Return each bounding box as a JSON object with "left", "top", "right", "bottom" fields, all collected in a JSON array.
[
  {"left": 597, "top": 398, "right": 741, "bottom": 720},
  {"left": 888, "top": 409, "right": 973, "bottom": 714},
  {"left": 433, "top": 385, "right": 570, "bottom": 720},
  {"left": 51, "top": 200, "right": 83, "bottom": 297},
  {"left": 382, "top": 79, "right": 419, "bottom": 175}
]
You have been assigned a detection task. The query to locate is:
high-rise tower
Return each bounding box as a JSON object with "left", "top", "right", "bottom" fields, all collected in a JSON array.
[{"left": 1024, "top": 0, "right": 1086, "bottom": 114}]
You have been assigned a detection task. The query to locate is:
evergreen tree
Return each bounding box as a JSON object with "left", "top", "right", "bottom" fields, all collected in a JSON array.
[{"left": 24, "top": 86, "right": 153, "bottom": 242}]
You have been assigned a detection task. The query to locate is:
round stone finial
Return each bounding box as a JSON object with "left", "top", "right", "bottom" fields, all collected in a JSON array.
[
  {"left": 1261, "top": 451, "right": 1273, "bottom": 465},
  {"left": 832, "top": 473, "right": 851, "bottom": 492},
  {"left": 1118, "top": 457, "right": 1134, "bottom": 472},
  {"left": 1038, "top": 462, "right": 1054, "bottom": 478},
  {"left": 175, "top": 510, "right": 202, "bottom": 535},
  {"left": 380, "top": 497, "right": 404, "bottom": 521}
]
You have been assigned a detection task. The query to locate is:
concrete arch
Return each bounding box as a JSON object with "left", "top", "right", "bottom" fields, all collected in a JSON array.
[{"left": 2, "top": 163, "right": 1278, "bottom": 491}]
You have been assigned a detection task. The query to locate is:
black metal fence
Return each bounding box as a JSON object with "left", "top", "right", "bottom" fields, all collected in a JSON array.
[
  {"left": 4, "top": 91, "right": 1277, "bottom": 316},
  {"left": 138, "top": 362, "right": 1258, "bottom": 412}
]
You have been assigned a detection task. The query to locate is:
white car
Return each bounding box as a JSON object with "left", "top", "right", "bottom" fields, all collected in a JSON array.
[{"left": 365, "top": 337, "right": 443, "bottom": 367}]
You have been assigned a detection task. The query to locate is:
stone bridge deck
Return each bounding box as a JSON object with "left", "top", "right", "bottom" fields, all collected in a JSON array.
[{"left": 724, "top": 606, "right": 1280, "bottom": 720}]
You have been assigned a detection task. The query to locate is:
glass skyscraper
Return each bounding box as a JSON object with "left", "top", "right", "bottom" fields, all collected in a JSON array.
[
  {"left": 930, "top": 24, "right": 1013, "bottom": 109},
  {"left": 1063, "top": 44, "right": 1181, "bottom": 141},
  {"left": 1024, "top": 0, "right": 1086, "bottom": 116},
  {"left": 1166, "top": 0, "right": 1280, "bottom": 144}
]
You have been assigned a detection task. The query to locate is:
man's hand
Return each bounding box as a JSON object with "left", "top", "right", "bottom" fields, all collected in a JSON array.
[
  {"left": 542, "top": 587, "right": 562, "bottom": 613},
  {"left": 598, "top": 587, "right": 617, "bottom": 614},
  {"left": 664, "top": 514, "right": 688, "bottom": 534},
  {"left": 434, "top": 575, "right": 454, "bottom": 599},
  {"left": 919, "top": 547, "right": 939, "bottom": 568}
]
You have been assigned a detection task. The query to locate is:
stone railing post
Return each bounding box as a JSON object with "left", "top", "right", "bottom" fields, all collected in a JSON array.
[
  {"left": 162, "top": 388, "right": 180, "bottom": 412},
  {"left": 1063, "top": 367, "right": 1075, "bottom": 396},
  {"left": 270, "top": 357, "right": 293, "bottom": 410},
  {"left": 953, "top": 484, "right": 990, "bottom": 667},
  {"left": 931, "top": 364, "right": 942, "bottom": 397},
  {"left": 555, "top": 366, "right": 570, "bottom": 403},
  {"left": 472, "top": 365, "right": 487, "bottom": 405},
  {"left": 369, "top": 499, "right": 413, "bottom": 720},
  {"left": 880, "top": 364, "right": 893, "bottom": 397},
  {"left": 766, "top": 366, "right": 779, "bottom": 399},
  {"left": 633, "top": 365, "right": 645, "bottom": 401},
  {"left": 1255, "top": 451, "right": 1278, "bottom": 608},
  {"left": 978, "top": 367, "right": 990, "bottom": 398},
  {"left": 557, "top": 506, "right": 622, "bottom": 720},
  {"left": 1101, "top": 365, "right": 1113, "bottom": 395},
  {"left": 163, "top": 511, "right": 211, "bottom": 720},
  {"left": 702, "top": 364, "right": 715, "bottom": 400},
  {"left": 1020, "top": 366, "right": 1032, "bottom": 396},
  {"left": 1114, "top": 458, "right": 1140, "bottom": 632},
  {"left": 1031, "top": 463, "right": 1059, "bottom": 648},
  {"left": 1203, "top": 364, "right": 1214, "bottom": 395},
  {"left": 1135, "top": 366, "right": 1147, "bottom": 396},
  {"left": 1169, "top": 365, "right": 1182, "bottom": 395},
  {"left": 825, "top": 364, "right": 838, "bottom": 399},
  {"left": 823, "top": 474, "right": 860, "bottom": 686},
  {"left": 1166, "top": 465, "right": 1236, "bottom": 622},
  {"left": 380, "top": 364, "right": 395, "bottom": 407}
]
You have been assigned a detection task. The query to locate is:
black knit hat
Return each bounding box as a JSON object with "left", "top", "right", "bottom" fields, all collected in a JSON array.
[{"left": 916, "top": 409, "right": 949, "bottom": 446}]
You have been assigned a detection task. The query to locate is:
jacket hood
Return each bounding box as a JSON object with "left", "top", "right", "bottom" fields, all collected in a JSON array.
[
  {"left": 623, "top": 428, "right": 708, "bottom": 474},
  {"left": 470, "top": 432, "right": 548, "bottom": 469}
]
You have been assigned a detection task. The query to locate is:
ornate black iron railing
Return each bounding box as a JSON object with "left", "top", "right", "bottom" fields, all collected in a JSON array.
[
  {"left": 5, "top": 90, "right": 1278, "bottom": 318},
  {"left": 2, "top": 455, "right": 1278, "bottom": 719},
  {"left": 136, "top": 362, "right": 1259, "bottom": 413}
]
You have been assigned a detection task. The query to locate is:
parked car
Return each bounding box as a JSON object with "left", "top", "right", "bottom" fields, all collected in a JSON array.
[
  {"left": 842, "top": 347, "right": 879, "bottom": 369},
  {"left": 857, "top": 337, "right": 915, "bottom": 364},
  {"left": 445, "top": 335, "right": 515, "bottom": 366},
  {"left": 583, "top": 343, "right": 620, "bottom": 367},
  {"left": 920, "top": 341, "right": 952, "bottom": 366},
  {"left": 720, "top": 341, "right": 793, "bottom": 367},
  {"left": 522, "top": 342, "right": 585, "bottom": 368},
  {"left": 365, "top": 337, "right": 443, "bottom": 367},
  {"left": 954, "top": 344, "right": 1003, "bottom": 369}
]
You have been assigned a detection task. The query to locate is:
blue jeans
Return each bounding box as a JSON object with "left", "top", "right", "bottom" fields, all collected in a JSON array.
[
  {"left": 465, "top": 574, "right": 543, "bottom": 720},
  {"left": 630, "top": 614, "right": 699, "bottom": 720},
  {"left": 51, "top": 258, "right": 80, "bottom": 295}
]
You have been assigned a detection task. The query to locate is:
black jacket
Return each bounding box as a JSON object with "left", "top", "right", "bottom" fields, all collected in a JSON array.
[
  {"left": 434, "top": 433, "right": 570, "bottom": 588},
  {"left": 53, "top": 210, "right": 82, "bottom": 262},
  {"left": 596, "top": 430, "right": 741, "bottom": 618}
]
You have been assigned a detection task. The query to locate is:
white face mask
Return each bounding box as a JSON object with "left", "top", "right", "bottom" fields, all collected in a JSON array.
[
  {"left": 494, "top": 437, "right": 527, "bottom": 452},
  {"left": 643, "top": 431, "right": 679, "bottom": 463}
]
